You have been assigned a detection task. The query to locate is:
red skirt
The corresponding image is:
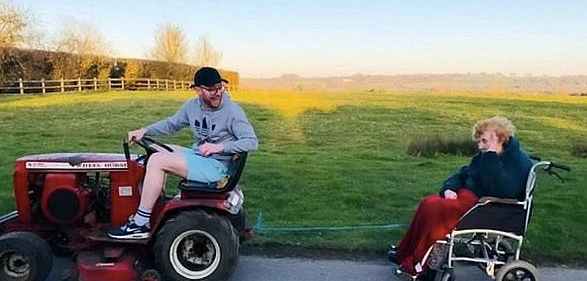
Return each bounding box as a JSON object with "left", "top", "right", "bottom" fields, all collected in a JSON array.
[{"left": 396, "top": 188, "right": 478, "bottom": 275}]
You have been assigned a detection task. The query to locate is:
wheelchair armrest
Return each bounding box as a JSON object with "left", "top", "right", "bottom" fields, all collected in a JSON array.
[{"left": 478, "top": 196, "right": 521, "bottom": 205}]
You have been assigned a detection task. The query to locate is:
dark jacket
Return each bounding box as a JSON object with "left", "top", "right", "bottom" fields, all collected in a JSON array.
[{"left": 440, "top": 137, "right": 533, "bottom": 200}]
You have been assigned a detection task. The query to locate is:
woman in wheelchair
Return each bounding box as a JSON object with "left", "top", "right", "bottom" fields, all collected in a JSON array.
[{"left": 389, "top": 116, "right": 533, "bottom": 277}]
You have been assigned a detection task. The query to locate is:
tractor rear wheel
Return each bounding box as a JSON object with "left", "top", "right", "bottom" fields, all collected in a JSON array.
[
  {"left": 154, "top": 210, "right": 239, "bottom": 281},
  {"left": 0, "top": 231, "right": 54, "bottom": 281}
]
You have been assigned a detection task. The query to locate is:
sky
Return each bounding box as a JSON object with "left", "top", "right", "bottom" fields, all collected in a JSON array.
[{"left": 15, "top": 0, "right": 587, "bottom": 78}]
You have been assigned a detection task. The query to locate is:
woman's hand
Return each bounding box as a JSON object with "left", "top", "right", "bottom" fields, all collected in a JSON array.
[
  {"left": 477, "top": 130, "right": 503, "bottom": 153},
  {"left": 444, "top": 189, "right": 458, "bottom": 200},
  {"left": 486, "top": 131, "right": 500, "bottom": 152}
]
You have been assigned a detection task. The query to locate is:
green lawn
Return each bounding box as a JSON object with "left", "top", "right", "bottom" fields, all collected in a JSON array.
[{"left": 0, "top": 90, "right": 585, "bottom": 265}]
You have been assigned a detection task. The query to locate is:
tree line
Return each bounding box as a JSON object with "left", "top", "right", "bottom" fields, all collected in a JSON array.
[{"left": 0, "top": 1, "right": 228, "bottom": 83}]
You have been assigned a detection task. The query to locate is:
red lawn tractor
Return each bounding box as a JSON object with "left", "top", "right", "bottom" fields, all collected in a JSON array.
[{"left": 0, "top": 137, "right": 251, "bottom": 281}]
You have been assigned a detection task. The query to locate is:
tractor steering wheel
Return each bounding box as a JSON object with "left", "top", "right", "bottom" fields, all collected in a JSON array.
[
  {"left": 123, "top": 136, "right": 174, "bottom": 163},
  {"left": 135, "top": 136, "right": 175, "bottom": 154},
  {"left": 135, "top": 136, "right": 173, "bottom": 154}
]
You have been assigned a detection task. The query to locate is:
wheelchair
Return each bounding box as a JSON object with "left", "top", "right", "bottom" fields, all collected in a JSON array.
[{"left": 395, "top": 158, "right": 570, "bottom": 281}]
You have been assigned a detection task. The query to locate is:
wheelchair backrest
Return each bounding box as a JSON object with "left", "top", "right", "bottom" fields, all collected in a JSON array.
[
  {"left": 456, "top": 160, "right": 561, "bottom": 237},
  {"left": 524, "top": 161, "right": 540, "bottom": 202},
  {"left": 507, "top": 160, "right": 549, "bottom": 235},
  {"left": 455, "top": 161, "right": 541, "bottom": 236}
]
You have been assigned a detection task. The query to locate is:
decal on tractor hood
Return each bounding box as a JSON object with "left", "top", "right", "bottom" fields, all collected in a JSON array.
[{"left": 26, "top": 161, "right": 128, "bottom": 170}]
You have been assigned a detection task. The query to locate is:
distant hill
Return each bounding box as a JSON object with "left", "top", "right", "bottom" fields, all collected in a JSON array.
[{"left": 242, "top": 73, "right": 587, "bottom": 94}]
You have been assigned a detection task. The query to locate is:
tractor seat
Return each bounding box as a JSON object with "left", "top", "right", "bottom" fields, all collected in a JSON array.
[{"left": 178, "top": 152, "right": 248, "bottom": 193}]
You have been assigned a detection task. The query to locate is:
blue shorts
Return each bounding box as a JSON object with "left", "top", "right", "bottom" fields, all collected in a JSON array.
[{"left": 178, "top": 147, "right": 228, "bottom": 183}]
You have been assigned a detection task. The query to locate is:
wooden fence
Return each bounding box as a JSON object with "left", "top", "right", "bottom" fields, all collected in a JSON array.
[{"left": 0, "top": 78, "right": 198, "bottom": 95}]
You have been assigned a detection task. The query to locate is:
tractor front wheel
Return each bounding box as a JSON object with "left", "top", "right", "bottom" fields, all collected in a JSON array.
[
  {"left": 154, "top": 210, "right": 239, "bottom": 281},
  {"left": 0, "top": 231, "right": 54, "bottom": 281}
]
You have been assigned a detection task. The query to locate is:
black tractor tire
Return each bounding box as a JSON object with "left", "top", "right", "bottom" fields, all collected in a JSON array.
[
  {"left": 140, "top": 269, "right": 163, "bottom": 281},
  {"left": 154, "top": 210, "right": 239, "bottom": 281},
  {"left": 227, "top": 209, "right": 247, "bottom": 233},
  {"left": 0, "top": 231, "right": 54, "bottom": 281}
]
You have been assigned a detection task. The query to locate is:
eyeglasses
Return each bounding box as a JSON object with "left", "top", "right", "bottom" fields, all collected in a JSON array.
[{"left": 198, "top": 85, "right": 223, "bottom": 94}]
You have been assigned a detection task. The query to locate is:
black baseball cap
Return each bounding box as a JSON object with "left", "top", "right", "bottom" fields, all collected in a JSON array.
[{"left": 191, "top": 67, "right": 229, "bottom": 88}]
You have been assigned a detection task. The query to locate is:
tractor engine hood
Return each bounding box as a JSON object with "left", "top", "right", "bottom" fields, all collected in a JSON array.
[{"left": 17, "top": 153, "right": 133, "bottom": 171}]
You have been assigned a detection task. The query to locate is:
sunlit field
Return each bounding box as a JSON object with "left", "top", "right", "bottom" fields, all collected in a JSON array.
[{"left": 1, "top": 90, "right": 585, "bottom": 264}]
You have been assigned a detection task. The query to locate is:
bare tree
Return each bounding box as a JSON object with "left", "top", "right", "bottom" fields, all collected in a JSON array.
[
  {"left": 150, "top": 23, "right": 188, "bottom": 64},
  {"left": 53, "top": 20, "right": 110, "bottom": 57},
  {"left": 0, "top": 1, "right": 40, "bottom": 82},
  {"left": 192, "top": 35, "right": 222, "bottom": 66},
  {"left": 0, "top": 1, "right": 28, "bottom": 47},
  {"left": 52, "top": 19, "right": 112, "bottom": 78},
  {"left": 0, "top": 1, "right": 44, "bottom": 49}
]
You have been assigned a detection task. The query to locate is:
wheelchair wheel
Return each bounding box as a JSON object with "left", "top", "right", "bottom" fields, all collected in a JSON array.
[{"left": 496, "top": 260, "right": 539, "bottom": 281}]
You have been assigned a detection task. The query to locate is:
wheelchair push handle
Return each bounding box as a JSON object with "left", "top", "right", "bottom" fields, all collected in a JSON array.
[
  {"left": 530, "top": 155, "right": 571, "bottom": 171},
  {"left": 550, "top": 162, "right": 571, "bottom": 172},
  {"left": 531, "top": 157, "right": 571, "bottom": 183},
  {"left": 541, "top": 161, "right": 571, "bottom": 183}
]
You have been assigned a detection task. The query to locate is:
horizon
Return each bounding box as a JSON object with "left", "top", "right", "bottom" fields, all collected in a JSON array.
[
  {"left": 243, "top": 72, "right": 587, "bottom": 79},
  {"left": 13, "top": 0, "right": 587, "bottom": 78}
]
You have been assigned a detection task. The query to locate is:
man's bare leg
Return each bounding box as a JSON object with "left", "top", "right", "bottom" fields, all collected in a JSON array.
[
  {"left": 138, "top": 151, "right": 188, "bottom": 209},
  {"left": 108, "top": 151, "right": 187, "bottom": 239}
]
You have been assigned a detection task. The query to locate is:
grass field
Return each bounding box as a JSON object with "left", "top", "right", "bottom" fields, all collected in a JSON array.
[{"left": 0, "top": 90, "right": 586, "bottom": 265}]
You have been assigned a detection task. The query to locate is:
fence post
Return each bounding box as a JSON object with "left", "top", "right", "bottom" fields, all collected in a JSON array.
[
  {"left": 147, "top": 79, "right": 151, "bottom": 89},
  {"left": 41, "top": 78, "right": 46, "bottom": 94},
  {"left": 94, "top": 77, "right": 98, "bottom": 90},
  {"left": 165, "top": 79, "right": 169, "bottom": 91},
  {"left": 19, "top": 78, "right": 24, "bottom": 94},
  {"left": 108, "top": 78, "right": 111, "bottom": 90},
  {"left": 121, "top": 78, "right": 125, "bottom": 90},
  {"left": 61, "top": 78, "right": 64, "bottom": 93},
  {"left": 78, "top": 78, "right": 82, "bottom": 92},
  {"left": 156, "top": 79, "right": 160, "bottom": 90},
  {"left": 173, "top": 80, "right": 177, "bottom": 90}
]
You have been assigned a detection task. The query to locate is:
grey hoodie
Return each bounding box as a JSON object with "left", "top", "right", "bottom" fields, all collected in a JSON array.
[{"left": 144, "top": 93, "right": 258, "bottom": 163}]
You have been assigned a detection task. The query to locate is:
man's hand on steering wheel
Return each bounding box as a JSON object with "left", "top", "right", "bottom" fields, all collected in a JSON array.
[
  {"left": 125, "top": 128, "right": 174, "bottom": 155},
  {"left": 128, "top": 128, "right": 147, "bottom": 143}
]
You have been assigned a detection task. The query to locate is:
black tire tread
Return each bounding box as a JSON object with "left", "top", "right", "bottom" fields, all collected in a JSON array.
[
  {"left": 0, "top": 231, "right": 54, "bottom": 281},
  {"left": 154, "top": 209, "right": 238, "bottom": 281}
]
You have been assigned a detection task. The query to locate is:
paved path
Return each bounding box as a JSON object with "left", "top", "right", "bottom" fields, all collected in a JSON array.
[
  {"left": 232, "top": 256, "right": 586, "bottom": 281},
  {"left": 48, "top": 255, "right": 586, "bottom": 281}
]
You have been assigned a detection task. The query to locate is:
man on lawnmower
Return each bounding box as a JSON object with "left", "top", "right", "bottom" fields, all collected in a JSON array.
[{"left": 108, "top": 67, "right": 258, "bottom": 239}]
